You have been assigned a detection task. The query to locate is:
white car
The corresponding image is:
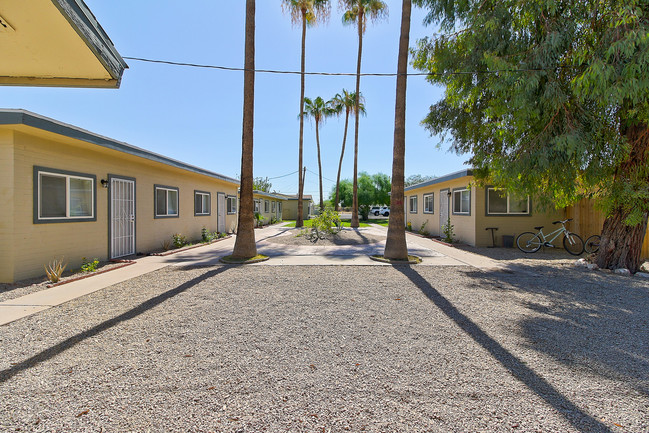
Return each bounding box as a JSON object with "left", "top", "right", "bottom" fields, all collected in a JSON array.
[
  {"left": 370, "top": 206, "right": 381, "bottom": 216},
  {"left": 379, "top": 206, "right": 390, "bottom": 217}
]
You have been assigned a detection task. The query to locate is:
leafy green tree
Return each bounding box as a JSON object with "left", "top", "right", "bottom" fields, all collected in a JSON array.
[
  {"left": 282, "top": 0, "right": 331, "bottom": 228},
  {"left": 340, "top": 0, "right": 388, "bottom": 228},
  {"left": 232, "top": 0, "right": 257, "bottom": 259},
  {"left": 405, "top": 174, "right": 435, "bottom": 187},
  {"left": 331, "top": 172, "right": 391, "bottom": 220},
  {"left": 253, "top": 177, "right": 272, "bottom": 192},
  {"left": 303, "top": 96, "right": 335, "bottom": 210},
  {"left": 330, "top": 89, "right": 366, "bottom": 211},
  {"left": 384, "top": 0, "right": 411, "bottom": 261},
  {"left": 413, "top": 0, "right": 649, "bottom": 272}
]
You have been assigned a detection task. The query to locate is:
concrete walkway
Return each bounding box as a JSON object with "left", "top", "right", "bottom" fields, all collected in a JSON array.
[{"left": 0, "top": 223, "right": 503, "bottom": 326}]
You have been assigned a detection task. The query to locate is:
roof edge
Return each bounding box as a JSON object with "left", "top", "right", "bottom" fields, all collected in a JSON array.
[
  {"left": 404, "top": 168, "right": 474, "bottom": 192},
  {"left": 0, "top": 109, "right": 239, "bottom": 186}
]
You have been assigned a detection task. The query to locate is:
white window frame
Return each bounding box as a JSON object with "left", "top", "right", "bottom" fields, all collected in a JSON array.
[
  {"left": 423, "top": 193, "right": 434, "bottom": 214},
  {"left": 486, "top": 188, "right": 530, "bottom": 215},
  {"left": 194, "top": 190, "right": 211, "bottom": 216},
  {"left": 253, "top": 199, "right": 260, "bottom": 213},
  {"left": 155, "top": 185, "right": 179, "bottom": 218},
  {"left": 264, "top": 200, "right": 269, "bottom": 213},
  {"left": 227, "top": 196, "right": 237, "bottom": 214},
  {"left": 35, "top": 167, "right": 96, "bottom": 223},
  {"left": 453, "top": 188, "right": 471, "bottom": 215},
  {"left": 409, "top": 195, "right": 418, "bottom": 213},
  {"left": 271, "top": 201, "right": 276, "bottom": 213}
]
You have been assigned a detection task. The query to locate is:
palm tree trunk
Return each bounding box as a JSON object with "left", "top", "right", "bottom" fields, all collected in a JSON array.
[
  {"left": 232, "top": 0, "right": 257, "bottom": 259},
  {"left": 351, "top": 5, "right": 364, "bottom": 229},
  {"left": 384, "top": 0, "right": 411, "bottom": 260},
  {"left": 296, "top": 9, "right": 307, "bottom": 228},
  {"left": 316, "top": 121, "right": 324, "bottom": 211},
  {"left": 334, "top": 109, "right": 350, "bottom": 212}
]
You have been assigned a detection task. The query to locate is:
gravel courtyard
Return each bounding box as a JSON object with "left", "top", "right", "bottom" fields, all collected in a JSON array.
[{"left": 1, "top": 264, "right": 647, "bottom": 432}]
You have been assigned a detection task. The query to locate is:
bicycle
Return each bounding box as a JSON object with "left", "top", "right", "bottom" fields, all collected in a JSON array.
[
  {"left": 584, "top": 234, "right": 600, "bottom": 254},
  {"left": 516, "top": 218, "right": 584, "bottom": 255}
]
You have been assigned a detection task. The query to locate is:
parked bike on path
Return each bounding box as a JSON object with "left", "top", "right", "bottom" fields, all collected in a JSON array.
[{"left": 516, "top": 218, "right": 584, "bottom": 255}]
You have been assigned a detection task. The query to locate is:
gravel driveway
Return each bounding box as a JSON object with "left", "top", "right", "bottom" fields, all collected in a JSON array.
[{"left": 0, "top": 264, "right": 647, "bottom": 432}]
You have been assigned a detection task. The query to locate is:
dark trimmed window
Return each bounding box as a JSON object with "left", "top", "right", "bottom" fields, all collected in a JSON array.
[
  {"left": 453, "top": 188, "right": 470, "bottom": 215},
  {"left": 409, "top": 195, "right": 418, "bottom": 213},
  {"left": 423, "top": 193, "right": 434, "bottom": 214},
  {"left": 487, "top": 188, "right": 529, "bottom": 215},
  {"left": 35, "top": 167, "right": 96, "bottom": 223},
  {"left": 155, "top": 185, "right": 179, "bottom": 218},
  {"left": 227, "top": 196, "right": 237, "bottom": 214},
  {"left": 194, "top": 191, "right": 211, "bottom": 216}
]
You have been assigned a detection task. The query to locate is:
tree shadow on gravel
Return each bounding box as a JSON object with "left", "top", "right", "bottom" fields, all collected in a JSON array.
[
  {"left": 0, "top": 266, "right": 230, "bottom": 385},
  {"left": 465, "top": 263, "right": 649, "bottom": 399},
  {"left": 395, "top": 265, "right": 613, "bottom": 433}
]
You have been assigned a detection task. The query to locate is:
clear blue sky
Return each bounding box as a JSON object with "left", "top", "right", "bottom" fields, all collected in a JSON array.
[{"left": 1, "top": 0, "right": 470, "bottom": 197}]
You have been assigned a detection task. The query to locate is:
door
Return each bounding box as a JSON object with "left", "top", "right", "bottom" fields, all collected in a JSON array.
[
  {"left": 110, "top": 177, "right": 135, "bottom": 258},
  {"left": 440, "top": 188, "right": 450, "bottom": 235},
  {"left": 217, "top": 192, "right": 226, "bottom": 233}
]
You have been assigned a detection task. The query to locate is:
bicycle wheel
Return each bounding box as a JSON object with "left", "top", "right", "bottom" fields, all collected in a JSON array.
[
  {"left": 563, "top": 232, "right": 584, "bottom": 255},
  {"left": 516, "top": 232, "right": 542, "bottom": 253},
  {"left": 584, "top": 235, "right": 600, "bottom": 254}
]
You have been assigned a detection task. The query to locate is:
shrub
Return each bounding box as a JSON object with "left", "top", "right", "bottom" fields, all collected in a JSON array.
[
  {"left": 419, "top": 221, "right": 428, "bottom": 236},
  {"left": 161, "top": 239, "right": 172, "bottom": 251},
  {"left": 81, "top": 257, "right": 99, "bottom": 273},
  {"left": 172, "top": 233, "right": 187, "bottom": 249},
  {"left": 311, "top": 209, "right": 342, "bottom": 236},
  {"left": 406, "top": 221, "right": 412, "bottom": 232},
  {"left": 44, "top": 258, "right": 67, "bottom": 283},
  {"left": 254, "top": 212, "right": 264, "bottom": 227},
  {"left": 442, "top": 216, "right": 455, "bottom": 243}
]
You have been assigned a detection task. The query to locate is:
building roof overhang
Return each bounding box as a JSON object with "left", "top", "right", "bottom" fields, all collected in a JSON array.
[{"left": 0, "top": 0, "right": 127, "bottom": 88}]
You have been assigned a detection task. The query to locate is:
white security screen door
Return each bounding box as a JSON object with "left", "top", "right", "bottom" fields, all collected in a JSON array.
[
  {"left": 110, "top": 177, "right": 135, "bottom": 258},
  {"left": 217, "top": 193, "right": 226, "bottom": 233},
  {"left": 440, "top": 188, "right": 449, "bottom": 235}
]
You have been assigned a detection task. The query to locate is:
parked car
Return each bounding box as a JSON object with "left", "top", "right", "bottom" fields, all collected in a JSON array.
[
  {"left": 380, "top": 206, "right": 390, "bottom": 217},
  {"left": 370, "top": 206, "right": 381, "bottom": 216}
]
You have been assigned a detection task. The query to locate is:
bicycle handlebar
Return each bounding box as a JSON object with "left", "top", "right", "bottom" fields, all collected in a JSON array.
[{"left": 552, "top": 218, "right": 573, "bottom": 225}]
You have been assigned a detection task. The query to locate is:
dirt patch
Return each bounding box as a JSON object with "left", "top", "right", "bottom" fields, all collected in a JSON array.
[{"left": 266, "top": 228, "right": 386, "bottom": 246}]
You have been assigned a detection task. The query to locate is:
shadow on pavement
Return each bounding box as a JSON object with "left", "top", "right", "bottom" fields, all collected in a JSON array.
[
  {"left": 395, "top": 265, "right": 613, "bottom": 433},
  {"left": 0, "top": 267, "right": 230, "bottom": 385}
]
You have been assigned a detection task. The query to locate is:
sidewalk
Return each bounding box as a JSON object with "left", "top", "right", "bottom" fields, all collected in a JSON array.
[{"left": 0, "top": 223, "right": 504, "bottom": 326}]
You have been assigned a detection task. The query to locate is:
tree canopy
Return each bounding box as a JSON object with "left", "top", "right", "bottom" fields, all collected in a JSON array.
[
  {"left": 253, "top": 177, "right": 272, "bottom": 192},
  {"left": 405, "top": 174, "right": 436, "bottom": 187},
  {"left": 413, "top": 0, "right": 649, "bottom": 271},
  {"left": 332, "top": 172, "right": 391, "bottom": 220}
]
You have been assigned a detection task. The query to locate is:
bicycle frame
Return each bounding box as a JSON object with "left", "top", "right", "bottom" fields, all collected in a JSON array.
[{"left": 536, "top": 224, "right": 568, "bottom": 245}]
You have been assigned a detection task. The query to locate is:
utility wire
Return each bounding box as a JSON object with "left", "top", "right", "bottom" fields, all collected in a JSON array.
[
  {"left": 306, "top": 168, "right": 336, "bottom": 184},
  {"left": 267, "top": 170, "right": 299, "bottom": 180},
  {"left": 124, "top": 56, "right": 572, "bottom": 77}
]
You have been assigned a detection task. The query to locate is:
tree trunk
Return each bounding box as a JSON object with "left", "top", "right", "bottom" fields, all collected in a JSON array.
[
  {"left": 296, "top": 10, "right": 307, "bottom": 228},
  {"left": 384, "top": 0, "right": 411, "bottom": 260},
  {"left": 334, "top": 109, "right": 350, "bottom": 212},
  {"left": 232, "top": 0, "right": 257, "bottom": 259},
  {"left": 351, "top": 5, "right": 364, "bottom": 229},
  {"left": 316, "top": 121, "right": 324, "bottom": 211},
  {"left": 595, "top": 123, "right": 649, "bottom": 273}
]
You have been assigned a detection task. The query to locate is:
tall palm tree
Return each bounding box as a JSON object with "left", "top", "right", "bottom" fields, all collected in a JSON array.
[
  {"left": 384, "top": 0, "right": 410, "bottom": 260},
  {"left": 282, "top": 0, "right": 331, "bottom": 227},
  {"left": 232, "top": 0, "right": 257, "bottom": 259},
  {"left": 340, "top": 0, "right": 388, "bottom": 228},
  {"left": 303, "top": 96, "right": 334, "bottom": 211},
  {"left": 330, "top": 90, "right": 365, "bottom": 211}
]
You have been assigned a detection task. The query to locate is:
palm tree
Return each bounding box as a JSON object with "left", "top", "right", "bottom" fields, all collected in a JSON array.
[
  {"left": 282, "top": 0, "right": 331, "bottom": 227},
  {"left": 330, "top": 90, "right": 365, "bottom": 212},
  {"left": 340, "top": 0, "right": 388, "bottom": 228},
  {"left": 232, "top": 0, "right": 257, "bottom": 259},
  {"left": 384, "top": 0, "right": 410, "bottom": 260},
  {"left": 303, "top": 96, "right": 334, "bottom": 211}
]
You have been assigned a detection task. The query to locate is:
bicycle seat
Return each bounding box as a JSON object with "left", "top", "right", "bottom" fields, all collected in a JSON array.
[{"left": 534, "top": 226, "right": 544, "bottom": 230}]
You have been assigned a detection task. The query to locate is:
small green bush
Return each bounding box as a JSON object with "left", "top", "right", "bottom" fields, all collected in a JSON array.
[
  {"left": 419, "top": 221, "right": 428, "bottom": 236},
  {"left": 44, "top": 257, "right": 67, "bottom": 283},
  {"left": 81, "top": 257, "right": 99, "bottom": 273},
  {"left": 311, "top": 209, "right": 342, "bottom": 236},
  {"left": 442, "top": 216, "right": 455, "bottom": 243},
  {"left": 406, "top": 221, "right": 412, "bottom": 232},
  {"left": 172, "top": 233, "right": 187, "bottom": 249}
]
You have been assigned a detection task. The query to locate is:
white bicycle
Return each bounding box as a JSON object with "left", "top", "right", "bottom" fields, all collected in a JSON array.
[{"left": 516, "top": 218, "right": 584, "bottom": 255}]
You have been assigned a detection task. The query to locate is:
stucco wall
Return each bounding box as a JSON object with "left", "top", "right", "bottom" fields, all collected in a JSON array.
[
  {"left": 253, "top": 194, "right": 284, "bottom": 224},
  {"left": 405, "top": 177, "right": 476, "bottom": 245},
  {"left": 0, "top": 130, "right": 15, "bottom": 282},
  {"left": 282, "top": 200, "right": 312, "bottom": 221},
  {"left": 5, "top": 129, "right": 238, "bottom": 282}
]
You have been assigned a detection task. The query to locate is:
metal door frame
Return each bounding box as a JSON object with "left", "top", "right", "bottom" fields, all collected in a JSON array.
[
  {"left": 108, "top": 174, "right": 136, "bottom": 259},
  {"left": 440, "top": 188, "right": 450, "bottom": 236},
  {"left": 217, "top": 192, "right": 226, "bottom": 233}
]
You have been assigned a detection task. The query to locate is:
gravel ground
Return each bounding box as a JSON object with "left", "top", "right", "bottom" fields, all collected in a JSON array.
[{"left": 1, "top": 265, "right": 648, "bottom": 432}]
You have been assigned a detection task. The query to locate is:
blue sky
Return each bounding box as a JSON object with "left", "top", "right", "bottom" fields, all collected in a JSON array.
[{"left": 1, "top": 1, "right": 470, "bottom": 197}]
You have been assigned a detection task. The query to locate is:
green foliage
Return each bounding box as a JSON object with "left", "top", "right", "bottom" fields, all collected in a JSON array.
[
  {"left": 330, "top": 172, "right": 391, "bottom": 220},
  {"left": 442, "top": 216, "right": 455, "bottom": 244},
  {"left": 405, "top": 174, "right": 436, "bottom": 187},
  {"left": 201, "top": 227, "right": 222, "bottom": 243},
  {"left": 80, "top": 257, "right": 99, "bottom": 273},
  {"left": 172, "top": 233, "right": 187, "bottom": 249},
  {"left": 412, "top": 0, "right": 649, "bottom": 219},
  {"left": 418, "top": 221, "right": 428, "bottom": 236},
  {"left": 310, "top": 209, "right": 342, "bottom": 236},
  {"left": 253, "top": 177, "right": 272, "bottom": 193},
  {"left": 44, "top": 257, "right": 66, "bottom": 283},
  {"left": 406, "top": 221, "right": 412, "bottom": 232},
  {"left": 254, "top": 212, "right": 265, "bottom": 227}
]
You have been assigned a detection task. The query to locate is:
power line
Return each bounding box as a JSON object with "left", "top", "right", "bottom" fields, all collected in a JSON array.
[
  {"left": 305, "top": 168, "right": 336, "bottom": 184},
  {"left": 124, "top": 56, "right": 572, "bottom": 77},
  {"left": 267, "top": 170, "right": 299, "bottom": 180}
]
